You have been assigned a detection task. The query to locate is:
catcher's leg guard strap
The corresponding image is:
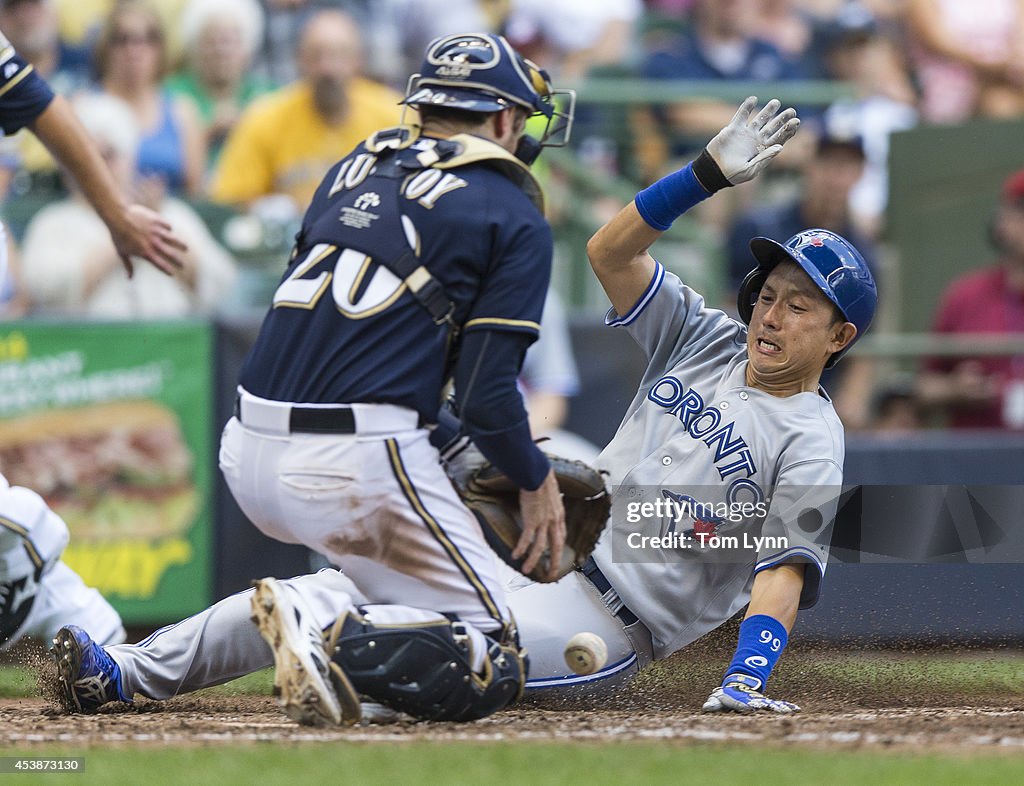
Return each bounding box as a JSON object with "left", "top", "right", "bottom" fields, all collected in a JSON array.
[{"left": 326, "top": 610, "right": 526, "bottom": 722}]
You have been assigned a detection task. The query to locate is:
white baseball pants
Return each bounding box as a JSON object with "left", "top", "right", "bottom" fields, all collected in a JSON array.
[
  {"left": 107, "top": 394, "right": 508, "bottom": 700},
  {"left": 502, "top": 566, "right": 648, "bottom": 692},
  {"left": 0, "top": 475, "right": 124, "bottom": 650},
  {"left": 219, "top": 393, "right": 508, "bottom": 633}
]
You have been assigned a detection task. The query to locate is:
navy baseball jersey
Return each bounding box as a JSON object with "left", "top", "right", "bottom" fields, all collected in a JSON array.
[
  {"left": 0, "top": 29, "right": 55, "bottom": 135},
  {"left": 239, "top": 130, "right": 552, "bottom": 422}
]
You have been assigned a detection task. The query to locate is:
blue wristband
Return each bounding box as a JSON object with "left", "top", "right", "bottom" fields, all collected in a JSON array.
[
  {"left": 634, "top": 162, "right": 712, "bottom": 231},
  {"left": 722, "top": 614, "right": 789, "bottom": 691}
]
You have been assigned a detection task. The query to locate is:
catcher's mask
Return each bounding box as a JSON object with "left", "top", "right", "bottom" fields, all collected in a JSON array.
[
  {"left": 401, "top": 32, "right": 575, "bottom": 164},
  {"left": 737, "top": 228, "right": 877, "bottom": 368}
]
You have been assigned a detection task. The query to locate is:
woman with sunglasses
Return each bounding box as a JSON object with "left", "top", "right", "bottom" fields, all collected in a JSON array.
[{"left": 93, "top": 0, "right": 205, "bottom": 197}]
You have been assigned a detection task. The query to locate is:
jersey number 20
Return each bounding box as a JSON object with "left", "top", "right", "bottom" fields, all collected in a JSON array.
[{"left": 272, "top": 243, "right": 405, "bottom": 319}]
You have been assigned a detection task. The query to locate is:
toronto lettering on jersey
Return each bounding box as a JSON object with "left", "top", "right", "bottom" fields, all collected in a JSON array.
[{"left": 646, "top": 375, "right": 765, "bottom": 504}]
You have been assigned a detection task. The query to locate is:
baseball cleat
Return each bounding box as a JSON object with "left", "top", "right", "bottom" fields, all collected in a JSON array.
[
  {"left": 51, "top": 625, "right": 129, "bottom": 713},
  {"left": 250, "top": 577, "right": 360, "bottom": 727}
]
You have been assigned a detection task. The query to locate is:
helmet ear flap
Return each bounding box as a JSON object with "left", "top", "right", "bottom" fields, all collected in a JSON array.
[
  {"left": 514, "top": 135, "right": 543, "bottom": 165},
  {"left": 736, "top": 268, "right": 770, "bottom": 325}
]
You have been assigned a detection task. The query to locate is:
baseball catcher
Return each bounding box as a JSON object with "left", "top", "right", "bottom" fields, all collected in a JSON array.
[{"left": 52, "top": 31, "right": 577, "bottom": 727}]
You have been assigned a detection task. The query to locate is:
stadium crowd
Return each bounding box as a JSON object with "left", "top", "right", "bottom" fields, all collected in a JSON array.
[{"left": 0, "top": 0, "right": 1022, "bottom": 431}]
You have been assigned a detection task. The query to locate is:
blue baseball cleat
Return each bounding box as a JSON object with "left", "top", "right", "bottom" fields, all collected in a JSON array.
[{"left": 51, "top": 625, "right": 129, "bottom": 713}]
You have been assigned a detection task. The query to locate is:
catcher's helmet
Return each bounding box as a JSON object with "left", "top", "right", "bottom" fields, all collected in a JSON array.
[
  {"left": 402, "top": 33, "right": 574, "bottom": 151},
  {"left": 737, "top": 228, "right": 877, "bottom": 368}
]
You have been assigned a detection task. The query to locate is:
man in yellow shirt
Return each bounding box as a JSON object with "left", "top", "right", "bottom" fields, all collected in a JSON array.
[{"left": 210, "top": 9, "right": 403, "bottom": 213}]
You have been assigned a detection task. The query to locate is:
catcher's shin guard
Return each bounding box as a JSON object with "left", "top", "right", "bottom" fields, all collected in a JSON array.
[{"left": 323, "top": 611, "right": 526, "bottom": 722}]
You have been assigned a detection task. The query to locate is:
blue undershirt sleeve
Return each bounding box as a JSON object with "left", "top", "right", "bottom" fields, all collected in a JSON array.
[{"left": 452, "top": 328, "right": 550, "bottom": 491}]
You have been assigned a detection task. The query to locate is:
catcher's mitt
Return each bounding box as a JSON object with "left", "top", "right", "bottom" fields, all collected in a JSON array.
[{"left": 452, "top": 454, "right": 610, "bottom": 583}]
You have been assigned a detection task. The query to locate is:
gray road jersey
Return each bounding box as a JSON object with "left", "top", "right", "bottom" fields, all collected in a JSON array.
[{"left": 592, "top": 263, "right": 844, "bottom": 660}]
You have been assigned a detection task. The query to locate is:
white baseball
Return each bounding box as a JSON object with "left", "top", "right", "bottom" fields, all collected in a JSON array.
[{"left": 563, "top": 632, "right": 608, "bottom": 676}]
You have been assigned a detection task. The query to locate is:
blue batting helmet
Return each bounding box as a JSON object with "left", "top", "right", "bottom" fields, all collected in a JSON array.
[
  {"left": 403, "top": 33, "right": 574, "bottom": 149},
  {"left": 737, "top": 228, "right": 877, "bottom": 368}
]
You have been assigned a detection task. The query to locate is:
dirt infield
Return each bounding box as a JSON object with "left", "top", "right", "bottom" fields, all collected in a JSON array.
[
  {"left": 3, "top": 696, "right": 1024, "bottom": 752},
  {"left": 4, "top": 634, "right": 1024, "bottom": 753}
]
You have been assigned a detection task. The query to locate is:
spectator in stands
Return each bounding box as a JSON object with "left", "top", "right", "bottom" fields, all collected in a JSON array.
[
  {"left": 519, "top": 290, "right": 600, "bottom": 461},
  {"left": 19, "top": 93, "right": 237, "bottom": 318},
  {"left": 504, "top": 0, "right": 641, "bottom": 81},
  {"left": 53, "top": 0, "right": 190, "bottom": 65},
  {"left": 641, "top": 0, "right": 806, "bottom": 147},
  {"left": 907, "top": 0, "right": 1024, "bottom": 123},
  {"left": 522, "top": 290, "right": 579, "bottom": 437},
  {"left": 753, "top": 0, "right": 817, "bottom": 74},
  {"left": 643, "top": 0, "right": 695, "bottom": 15},
  {"left": 503, "top": 0, "right": 641, "bottom": 196},
  {"left": 360, "top": 0, "right": 491, "bottom": 88},
  {"left": 94, "top": 0, "right": 206, "bottom": 196},
  {"left": 0, "top": 0, "right": 90, "bottom": 91},
  {"left": 859, "top": 0, "right": 910, "bottom": 26},
  {"left": 632, "top": 0, "right": 809, "bottom": 221},
  {"left": 815, "top": 3, "right": 917, "bottom": 239},
  {"left": 253, "top": 0, "right": 451, "bottom": 89},
  {"left": 725, "top": 127, "right": 878, "bottom": 429},
  {"left": 255, "top": 0, "right": 346, "bottom": 87},
  {"left": 868, "top": 377, "right": 921, "bottom": 434},
  {"left": 725, "top": 128, "right": 876, "bottom": 293},
  {"left": 918, "top": 169, "right": 1024, "bottom": 430},
  {"left": 0, "top": 0, "right": 92, "bottom": 185},
  {"left": 167, "top": 0, "right": 269, "bottom": 173},
  {"left": 209, "top": 9, "right": 402, "bottom": 219}
]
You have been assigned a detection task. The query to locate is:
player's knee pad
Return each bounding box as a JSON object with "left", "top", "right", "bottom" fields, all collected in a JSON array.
[{"left": 325, "top": 612, "right": 526, "bottom": 722}]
